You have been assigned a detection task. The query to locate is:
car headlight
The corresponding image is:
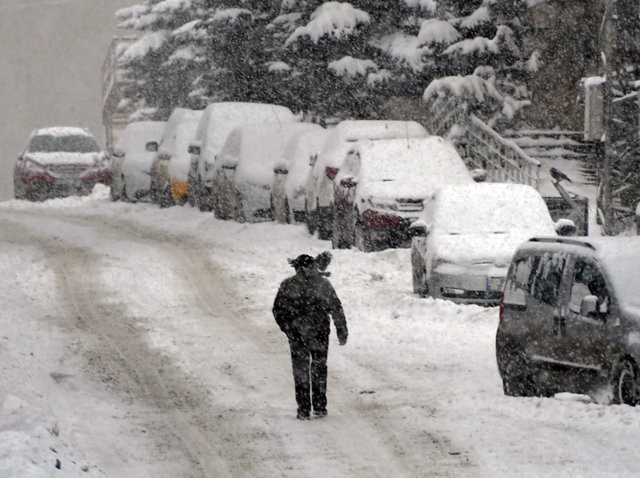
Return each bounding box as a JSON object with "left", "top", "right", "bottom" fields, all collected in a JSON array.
[{"left": 367, "top": 198, "right": 398, "bottom": 211}]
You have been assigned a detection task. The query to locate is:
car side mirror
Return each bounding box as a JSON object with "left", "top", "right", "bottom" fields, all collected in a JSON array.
[
  {"left": 340, "top": 176, "right": 357, "bottom": 188},
  {"left": 409, "top": 221, "right": 431, "bottom": 237},
  {"left": 188, "top": 144, "right": 201, "bottom": 156},
  {"left": 580, "top": 295, "right": 598, "bottom": 317},
  {"left": 145, "top": 141, "right": 159, "bottom": 152},
  {"left": 274, "top": 167, "right": 288, "bottom": 175},
  {"left": 555, "top": 218, "right": 577, "bottom": 236},
  {"left": 471, "top": 168, "right": 487, "bottom": 182}
]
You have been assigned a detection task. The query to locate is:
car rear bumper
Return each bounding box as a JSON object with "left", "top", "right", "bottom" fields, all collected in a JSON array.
[{"left": 431, "top": 271, "right": 505, "bottom": 306}]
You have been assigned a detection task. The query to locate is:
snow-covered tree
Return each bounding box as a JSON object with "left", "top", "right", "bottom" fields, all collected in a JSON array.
[{"left": 113, "top": 0, "right": 533, "bottom": 125}]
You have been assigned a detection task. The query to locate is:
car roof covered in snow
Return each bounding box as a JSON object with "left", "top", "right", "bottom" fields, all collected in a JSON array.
[
  {"left": 520, "top": 236, "right": 640, "bottom": 314},
  {"left": 342, "top": 136, "right": 474, "bottom": 199},
  {"left": 115, "top": 121, "right": 166, "bottom": 153},
  {"left": 219, "top": 122, "right": 321, "bottom": 185},
  {"left": 194, "top": 102, "right": 298, "bottom": 160},
  {"left": 32, "top": 126, "right": 93, "bottom": 137},
  {"left": 316, "top": 120, "right": 429, "bottom": 169}
]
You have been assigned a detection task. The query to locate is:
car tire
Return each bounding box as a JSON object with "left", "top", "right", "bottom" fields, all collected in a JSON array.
[
  {"left": 187, "top": 181, "right": 197, "bottom": 207},
  {"left": 284, "top": 198, "right": 291, "bottom": 224},
  {"left": 318, "top": 209, "right": 332, "bottom": 241},
  {"left": 331, "top": 211, "right": 351, "bottom": 250},
  {"left": 501, "top": 350, "right": 538, "bottom": 397},
  {"left": 306, "top": 202, "right": 317, "bottom": 235},
  {"left": 411, "top": 247, "right": 428, "bottom": 297},
  {"left": 355, "top": 218, "right": 373, "bottom": 253},
  {"left": 234, "top": 193, "right": 246, "bottom": 223},
  {"left": 611, "top": 359, "right": 638, "bottom": 406},
  {"left": 159, "top": 184, "right": 173, "bottom": 208},
  {"left": 121, "top": 184, "right": 130, "bottom": 202},
  {"left": 110, "top": 176, "right": 122, "bottom": 202}
]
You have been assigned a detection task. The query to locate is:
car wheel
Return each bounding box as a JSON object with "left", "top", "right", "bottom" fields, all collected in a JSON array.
[
  {"left": 121, "top": 184, "right": 130, "bottom": 202},
  {"left": 199, "top": 186, "right": 214, "bottom": 212},
  {"left": 306, "top": 202, "right": 317, "bottom": 235},
  {"left": 158, "top": 184, "right": 173, "bottom": 208},
  {"left": 331, "top": 210, "right": 350, "bottom": 249},
  {"left": 284, "top": 198, "right": 292, "bottom": 224},
  {"left": 501, "top": 350, "right": 538, "bottom": 397},
  {"left": 354, "top": 218, "right": 373, "bottom": 253},
  {"left": 411, "top": 247, "right": 428, "bottom": 297},
  {"left": 234, "top": 193, "right": 246, "bottom": 223},
  {"left": 317, "top": 207, "right": 332, "bottom": 241},
  {"left": 611, "top": 359, "right": 638, "bottom": 406},
  {"left": 110, "top": 176, "right": 122, "bottom": 201},
  {"left": 187, "top": 181, "right": 196, "bottom": 207}
]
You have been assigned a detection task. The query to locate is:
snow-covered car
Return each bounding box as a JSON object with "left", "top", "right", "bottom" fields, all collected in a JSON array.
[
  {"left": 496, "top": 236, "right": 640, "bottom": 405},
  {"left": 213, "top": 122, "right": 322, "bottom": 223},
  {"left": 332, "top": 136, "right": 475, "bottom": 252},
  {"left": 305, "top": 120, "right": 428, "bottom": 240},
  {"left": 187, "top": 101, "right": 298, "bottom": 211},
  {"left": 14, "top": 126, "right": 110, "bottom": 201},
  {"left": 149, "top": 108, "right": 202, "bottom": 207},
  {"left": 110, "top": 121, "right": 166, "bottom": 202},
  {"left": 272, "top": 126, "right": 328, "bottom": 224},
  {"left": 411, "top": 183, "right": 567, "bottom": 306}
]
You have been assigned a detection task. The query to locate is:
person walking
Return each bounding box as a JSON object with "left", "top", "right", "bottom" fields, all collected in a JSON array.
[{"left": 272, "top": 252, "right": 348, "bottom": 420}]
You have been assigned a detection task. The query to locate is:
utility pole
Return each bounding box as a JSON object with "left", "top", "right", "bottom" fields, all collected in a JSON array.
[{"left": 601, "top": 0, "right": 616, "bottom": 235}]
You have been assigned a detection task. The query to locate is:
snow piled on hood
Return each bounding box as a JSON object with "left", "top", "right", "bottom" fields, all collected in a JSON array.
[
  {"left": 33, "top": 127, "right": 92, "bottom": 137},
  {"left": 431, "top": 183, "right": 557, "bottom": 235}
]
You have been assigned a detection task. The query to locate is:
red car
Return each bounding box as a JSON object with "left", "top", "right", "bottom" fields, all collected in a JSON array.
[
  {"left": 332, "top": 136, "right": 475, "bottom": 252},
  {"left": 14, "top": 126, "right": 110, "bottom": 201}
]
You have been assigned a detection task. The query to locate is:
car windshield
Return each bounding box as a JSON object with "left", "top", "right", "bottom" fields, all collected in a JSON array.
[{"left": 29, "top": 134, "right": 100, "bottom": 153}]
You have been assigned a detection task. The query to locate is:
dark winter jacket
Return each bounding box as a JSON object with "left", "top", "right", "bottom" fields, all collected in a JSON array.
[{"left": 272, "top": 268, "right": 348, "bottom": 344}]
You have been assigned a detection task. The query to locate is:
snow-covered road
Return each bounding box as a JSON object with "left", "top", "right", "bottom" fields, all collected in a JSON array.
[{"left": 1, "top": 187, "right": 639, "bottom": 477}]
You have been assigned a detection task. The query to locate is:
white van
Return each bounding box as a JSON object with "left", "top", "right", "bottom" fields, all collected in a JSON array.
[{"left": 187, "top": 102, "right": 297, "bottom": 211}]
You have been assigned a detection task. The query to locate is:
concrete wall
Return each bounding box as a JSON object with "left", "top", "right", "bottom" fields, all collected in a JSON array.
[{"left": 0, "top": 0, "right": 132, "bottom": 200}]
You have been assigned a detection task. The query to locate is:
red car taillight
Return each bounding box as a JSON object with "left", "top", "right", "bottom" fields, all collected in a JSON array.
[
  {"left": 83, "top": 169, "right": 111, "bottom": 184},
  {"left": 325, "top": 166, "right": 339, "bottom": 180},
  {"left": 24, "top": 171, "right": 54, "bottom": 184},
  {"left": 22, "top": 160, "right": 53, "bottom": 184},
  {"left": 361, "top": 209, "right": 402, "bottom": 230}
]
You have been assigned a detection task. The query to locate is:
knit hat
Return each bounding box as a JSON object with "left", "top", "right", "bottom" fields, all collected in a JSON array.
[{"left": 288, "top": 254, "right": 315, "bottom": 270}]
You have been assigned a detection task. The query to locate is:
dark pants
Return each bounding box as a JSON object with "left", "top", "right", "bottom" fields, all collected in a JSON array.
[{"left": 288, "top": 335, "right": 329, "bottom": 413}]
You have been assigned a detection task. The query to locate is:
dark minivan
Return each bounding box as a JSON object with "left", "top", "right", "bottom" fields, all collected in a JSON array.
[{"left": 496, "top": 236, "right": 640, "bottom": 405}]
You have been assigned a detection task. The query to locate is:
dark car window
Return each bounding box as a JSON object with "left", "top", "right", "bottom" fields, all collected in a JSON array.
[
  {"left": 530, "top": 252, "right": 566, "bottom": 306},
  {"left": 503, "top": 256, "right": 533, "bottom": 307},
  {"left": 569, "top": 260, "right": 610, "bottom": 315},
  {"left": 505, "top": 252, "right": 566, "bottom": 308},
  {"left": 29, "top": 134, "right": 100, "bottom": 153}
]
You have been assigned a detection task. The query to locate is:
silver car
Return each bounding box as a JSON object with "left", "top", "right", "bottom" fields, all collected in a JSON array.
[{"left": 14, "top": 126, "right": 110, "bottom": 201}]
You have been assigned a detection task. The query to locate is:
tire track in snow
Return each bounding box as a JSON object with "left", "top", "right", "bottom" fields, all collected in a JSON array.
[{"left": 3, "top": 207, "right": 478, "bottom": 477}]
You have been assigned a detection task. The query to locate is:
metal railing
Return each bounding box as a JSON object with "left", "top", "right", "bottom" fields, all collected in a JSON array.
[{"left": 425, "top": 95, "right": 541, "bottom": 190}]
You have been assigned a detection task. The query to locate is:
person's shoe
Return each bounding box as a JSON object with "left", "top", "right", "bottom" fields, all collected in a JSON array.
[
  {"left": 313, "top": 409, "right": 327, "bottom": 418},
  {"left": 296, "top": 410, "right": 310, "bottom": 420}
]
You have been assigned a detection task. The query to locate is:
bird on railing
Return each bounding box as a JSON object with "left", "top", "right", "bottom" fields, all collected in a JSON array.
[{"left": 550, "top": 167, "right": 572, "bottom": 183}]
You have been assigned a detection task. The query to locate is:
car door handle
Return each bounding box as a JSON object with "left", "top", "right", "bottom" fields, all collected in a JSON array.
[{"left": 553, "top": 314, "right": 566, "bottom": 336}]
